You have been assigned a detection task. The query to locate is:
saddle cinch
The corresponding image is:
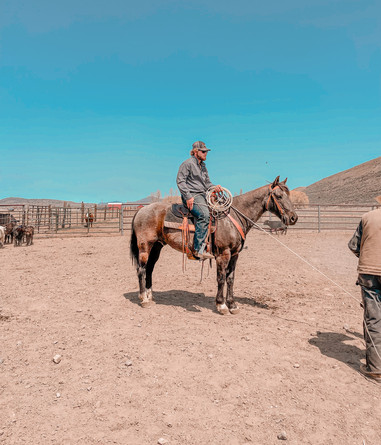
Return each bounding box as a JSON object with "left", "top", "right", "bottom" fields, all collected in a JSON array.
[{"left": 163, "top": 204, "right": 216, "bottom": 260}]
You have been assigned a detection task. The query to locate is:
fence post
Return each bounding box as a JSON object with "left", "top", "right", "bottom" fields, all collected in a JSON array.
[
  {"left": 120, "top": 205, "right": 124, "bottom": 235},
  {"left": 48, "top": 205, "right": 52, "bottom": 231},
  {"left": 318, "top": 205, "right": 321, "bottom": 233},
  {"left": 62, "top": 203, "right": 67, "bottom": 229},
  {"left": 37, "top": 206, "right": 42, "bottom": 233}
]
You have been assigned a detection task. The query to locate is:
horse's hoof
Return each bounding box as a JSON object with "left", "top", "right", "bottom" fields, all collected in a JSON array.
[
  {"left": 217, "top": 304, "right": 229, "bottom": 315},
  {"left": 229, "top": 306, "right": 240, "bottom": 315}
]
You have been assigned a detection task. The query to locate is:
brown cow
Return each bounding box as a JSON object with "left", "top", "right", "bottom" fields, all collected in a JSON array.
[
  {"left": 24, "top": 226, "right": 35, "bottom": 246},
  {"left": 13, "top": 226, "right": 25, "bottom": 247},
  {"left": 5, "top": 222, "right": 16, "bottom": 244}
]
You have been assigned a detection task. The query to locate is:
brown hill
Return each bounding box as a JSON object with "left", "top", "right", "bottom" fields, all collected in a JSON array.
[
  {"left": 0, "top": 197, "right": 95, "bottom": 208},
  {"left": 303, "top": 156, "right": 381, "bottom": 205},
  {"left": 0, "top": 196, "right": 155, "bottom": 208}
]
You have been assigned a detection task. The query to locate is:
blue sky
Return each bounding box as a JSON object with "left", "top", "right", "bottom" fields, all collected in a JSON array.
[{"left": 1, "top": 0, "right": 380, "bottom": 202}]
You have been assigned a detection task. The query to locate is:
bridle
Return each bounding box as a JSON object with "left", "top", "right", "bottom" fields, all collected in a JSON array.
[{"left": 265, "top": 185, "right": 284, "bottom": 216}]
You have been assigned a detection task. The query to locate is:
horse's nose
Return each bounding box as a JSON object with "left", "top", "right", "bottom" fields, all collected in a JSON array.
[{"left": 290, "top": 214, "right": 298, "bottom": 225}]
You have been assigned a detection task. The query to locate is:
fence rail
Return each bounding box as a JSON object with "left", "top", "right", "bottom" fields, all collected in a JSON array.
[{"left": 0, "top": 203, "right": 379, "bottom": 238}]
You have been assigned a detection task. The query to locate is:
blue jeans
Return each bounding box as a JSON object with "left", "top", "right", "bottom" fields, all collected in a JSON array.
[{"left": 182, "top": 194, "right": 210, "bottom": 253}]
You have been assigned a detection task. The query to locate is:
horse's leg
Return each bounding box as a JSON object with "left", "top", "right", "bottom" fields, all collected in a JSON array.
[
  {"left": 137, "top": 240, "right": 153, "bottom": 306},
  {"left": 226, "top": 254, "right": 240, "bottom": 315},
  {"left": 215, "top": 250, "right": 231, "bottom": 315},
  {"left": 144, "top": 241, "right": 163, "bottom": 305}
]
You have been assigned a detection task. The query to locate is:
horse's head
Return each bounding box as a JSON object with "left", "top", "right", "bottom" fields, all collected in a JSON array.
[{"left": 263, "top": 176, "right": 298, "bottom": 226}]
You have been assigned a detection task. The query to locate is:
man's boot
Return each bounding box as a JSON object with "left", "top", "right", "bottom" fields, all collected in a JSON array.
[{"left": 195, "top": 243, "right": 214, "bottom": 260}]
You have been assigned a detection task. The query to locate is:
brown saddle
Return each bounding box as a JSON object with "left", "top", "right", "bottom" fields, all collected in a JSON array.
[
  {"left": 171, "top": 204, "right": 192, "bottom": 218},
  {"left": 164, "top": 204, "right": 215, "bottom": 261},
  {"left": 163, "top": 205, "right": 245, "bottom": 262},
  {"left": 164, "top": 204, "right": 216, "bottom": 233}
]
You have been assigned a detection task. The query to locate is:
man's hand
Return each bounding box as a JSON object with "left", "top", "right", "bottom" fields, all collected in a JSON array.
[
  {"left": 186, "top": 197, "right": 194, "bottom": 210},
  {"left": 214, "top": 184, "right": 223, "bottom": 193}
]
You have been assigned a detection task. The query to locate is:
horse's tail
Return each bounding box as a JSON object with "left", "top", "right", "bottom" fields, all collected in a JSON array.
[{"left": 130, "top": 215, "right": 139, "bottom": 266}]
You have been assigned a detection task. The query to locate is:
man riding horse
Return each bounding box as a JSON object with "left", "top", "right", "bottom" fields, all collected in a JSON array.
[{"left": 176, "top": 141, "right": 223, "bottom": 260}]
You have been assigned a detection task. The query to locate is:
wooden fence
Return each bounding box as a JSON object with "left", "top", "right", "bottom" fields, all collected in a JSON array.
[{"left": 0, "top": 203, "right": 379, "bottom": 238}]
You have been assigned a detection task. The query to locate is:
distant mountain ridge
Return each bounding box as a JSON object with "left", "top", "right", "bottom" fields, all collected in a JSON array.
[
  {"left": 0, "top": 196, "right": 155, "bottom": 208},
  {"left": 0, "top": 197, "right": 89, "bottom": 208}
]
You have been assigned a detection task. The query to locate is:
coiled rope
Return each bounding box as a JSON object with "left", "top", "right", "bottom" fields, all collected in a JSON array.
[{"left": 206, "top": 187, "right": 233, "bottom": 217}]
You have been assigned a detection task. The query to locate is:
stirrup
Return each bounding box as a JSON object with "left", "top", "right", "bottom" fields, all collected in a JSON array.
[{"left": 195, "top": 251, "right": 214, "bottom": 260}]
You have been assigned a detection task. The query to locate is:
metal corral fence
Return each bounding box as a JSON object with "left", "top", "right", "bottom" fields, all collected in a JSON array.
[
  {"left": 0, "top": 203, "right": 145, "bottom": 237},
  {"left": 262, "top": 204, "right": 380, "bottom": 232},
  {"left": 0, "top": 203, "right": 379, "bottom": 238}
]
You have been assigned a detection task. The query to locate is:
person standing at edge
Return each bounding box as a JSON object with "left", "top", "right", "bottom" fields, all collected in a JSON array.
[
  {"left": 348, "top": 207, "right": 381, "bottom": 382},
  {"left": 176, "top": 141, "right": 222, "bottom": 260}
]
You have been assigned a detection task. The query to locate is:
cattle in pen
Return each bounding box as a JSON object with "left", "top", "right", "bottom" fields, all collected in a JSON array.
[
  {"left": 13, "top": 226, "right": 25, "bottom": 247},
  {"left": 24, "top": 226, "right": 35, "bottom": 246},
  {"left": 5, "top": 222, "right": 16, "bottom": 244}
]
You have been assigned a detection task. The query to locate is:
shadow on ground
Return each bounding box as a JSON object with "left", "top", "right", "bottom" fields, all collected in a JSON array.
[
  {"left": 124, "top": 290, "right": 271, "bottom": 313},
  {"left": 309, "top": 331, "right": 364, "bottom": 372},
  {"left": 124, "top": 290, "right": 213, "bottom": 312}
]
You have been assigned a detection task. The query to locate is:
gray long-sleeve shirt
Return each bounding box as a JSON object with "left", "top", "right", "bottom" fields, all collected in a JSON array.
[{"left": 176, "top": 156, "right": 214, "bottom": 201}]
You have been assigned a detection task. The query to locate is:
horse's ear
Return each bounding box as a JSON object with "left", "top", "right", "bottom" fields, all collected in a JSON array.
[
  {"left": 280, "top": 177, "right": 288, "bottom": 185},
  {"left": 271, "top": 176, "right": 280, "bottom": 188}
]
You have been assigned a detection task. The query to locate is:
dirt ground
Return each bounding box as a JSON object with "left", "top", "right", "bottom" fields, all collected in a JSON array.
[{"left": 1, "top": 230, "right": 381, "bottom": 445}]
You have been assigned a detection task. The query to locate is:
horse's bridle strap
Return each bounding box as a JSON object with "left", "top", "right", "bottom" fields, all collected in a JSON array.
[
  {"left": 227, "top": 214, "right": 246, "bottom": 240},
  {"left": 266, "top": 185, "right": 284, "bottom": 216}
]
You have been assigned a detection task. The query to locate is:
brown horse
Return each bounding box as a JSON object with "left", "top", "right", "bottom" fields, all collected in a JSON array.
[
  {"left": 130, "top": 176, "right": 298, "bottom": 314},
  {"left": 84, "top": 212, "right": 94, "bottom": 228}
]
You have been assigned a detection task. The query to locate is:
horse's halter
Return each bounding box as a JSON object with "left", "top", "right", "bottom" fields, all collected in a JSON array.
[{"left": 265, "top": 185, "right": 284, "bottom": 216}]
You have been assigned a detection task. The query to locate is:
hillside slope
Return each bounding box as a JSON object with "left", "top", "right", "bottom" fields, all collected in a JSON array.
[
  {"left": 0, "top": 197, "right": 94, "bottom": 208},
  {"left": 303, "top": 156, "right": 381, "bottom": 205}
]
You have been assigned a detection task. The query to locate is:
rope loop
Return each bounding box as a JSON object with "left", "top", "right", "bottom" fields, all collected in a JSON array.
[{"left": 206, "top": 186, "right": 233, "bottom": 216}]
